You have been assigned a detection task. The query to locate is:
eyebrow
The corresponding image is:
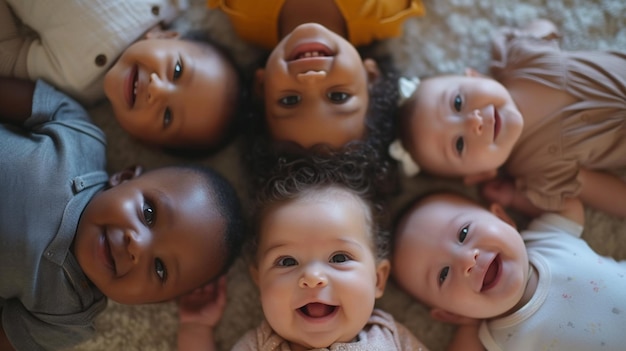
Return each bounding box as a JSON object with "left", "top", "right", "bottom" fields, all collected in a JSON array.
[
  {"left": 176, "top": 55, "right": 196, "bottom": 134},
  {"left": 437, "top": 89, "right": 454, "bottom": 164},
  {"left": 154, "top": 188, "right": 179, "bottom": 287},
  {"left": 425, "top": 261, "right": 435, "bottom": 291},
  {"left": 261, "top": 242, "right": 289, "bottom": 259},
  {"left": 337, "top": 237, "right": 366, "bottom": 251},
  {"left": 154, "top": 188, "right": 172, "bottom": 218},
  {"left": 261, "top": 235, "right": 366, "bottom": 258}
]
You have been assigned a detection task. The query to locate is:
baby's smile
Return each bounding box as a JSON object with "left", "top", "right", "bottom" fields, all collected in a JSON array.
[
  {"left": 299, "top": 302, "right": 337, "bottom": 318},
  {"left": 481, "top": 254, "right": 501, "bottom": 292}
]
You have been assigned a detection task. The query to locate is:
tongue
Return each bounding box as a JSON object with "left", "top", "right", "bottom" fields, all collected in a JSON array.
[{"left": 305, "top": 303, "right": 333, "bottom": 318}]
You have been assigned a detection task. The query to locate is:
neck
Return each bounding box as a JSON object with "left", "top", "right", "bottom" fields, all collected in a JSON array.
[
  {"left": 278, "top": 0, "right": 347, "bottom": 39},
  {"left": 508, "top": 263, "right": 538, "bottom": 315}
]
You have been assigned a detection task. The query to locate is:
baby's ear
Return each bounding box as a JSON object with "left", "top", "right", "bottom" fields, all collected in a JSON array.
[
  {"left": 107, "top": 165, "right": 143, "bottom": 187},
  {"left": 489, "top": 203, "right": 517, "bottom": 229},
  {"left": 464, "top": 67, "right": 485, "bottom": 78},
  {"left": 363, "top": 58, "right": 380, "bottom": 85},
  {"left": 143, "top": 27, "right": 180, "bottom": 40},
  {"left": 430, "top": 308, "right": 478, "bottom": 325},
  {"left": 463, "top": 169, "right": 498, "bottom": 185},
  {"left": 374, "top": 259, "right": 391, "bottom": 298},
  {"left": 248, "top": 265, "right": 260, "bottom": 287}
]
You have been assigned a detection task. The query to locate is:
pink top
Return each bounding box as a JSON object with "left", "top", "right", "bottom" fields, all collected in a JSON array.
[{"left": 231, "top": 309, "right": 428, "bottom": 350}]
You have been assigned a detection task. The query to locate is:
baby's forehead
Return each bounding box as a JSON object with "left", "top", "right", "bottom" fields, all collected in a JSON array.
[
  {"left": 262, "top": 186, "right": 375, "bottom": 237},
  {"left": 398, "top": 194, "right": 477, "bottom": 231}
]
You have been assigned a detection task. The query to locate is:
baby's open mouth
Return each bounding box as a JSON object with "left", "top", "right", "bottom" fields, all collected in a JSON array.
[
  {"left": 130, "top": 67, "right": 138, "bottom": 107},
  {"left": 299, "top": 303, "right": 337, "bottom": 318},
  {"left": 493, "top": 109, "right": 501, "bottom": 141},
  {"left": 294, "top": 50, "right": 329, "bottom": 59},
  {"left": 289, "top": 43, "right": 333, "bottom": 61},
  {"left": 481, "top": 255, "right": 500, "bottom": 291},
  {"left": 103, "top": 235, "right": 117, "bottom": 274}
]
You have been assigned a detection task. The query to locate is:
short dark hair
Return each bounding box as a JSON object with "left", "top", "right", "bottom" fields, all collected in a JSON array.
[{"left": 173, "top": 164, "right": 246, "bottom": 277}]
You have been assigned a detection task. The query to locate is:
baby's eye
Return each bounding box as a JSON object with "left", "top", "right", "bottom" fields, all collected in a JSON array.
[
  {"left": 163, "top": 108, "right": 172, "bottom": 128},
  {"left": 459, "top": 225, "right": 469, "bottom": 243},
  {"left": 277, "top": 257, "right": 298, "bottom": 267},
  {"left": 453, "top": 94, "right": 463, "bottom": 112},
  {"left": 143, "top": 202, "right": 155, "bottom": 226},
  {"left": 173, "top": 59, "right": 183, "bottom": 80},
  {"left": 279, "top": 95, "right": 301, "bottom": 106},
  {"left": 327, "top": 92, "right": 350, "bottom": 103},
  {"left": 439, "top": 266, "right": 449, "bottom": 286},
  {"left": 330, "top": 253, "right": 350, "bottom": 263},
  {"left": 155, "top": 258, "right": 167, "bottom": 282},
  {"left": 455, "top": 137, "right": 465, "bottom": 155}
]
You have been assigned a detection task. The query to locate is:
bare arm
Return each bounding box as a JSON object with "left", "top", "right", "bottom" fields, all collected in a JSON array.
[
  {"left": 446, "top": 324, "right": 485, "bottom": 351},
  {"left": 0, "top": 77, "right": 35, "bottom": 125},
  {"left": 480, "top": 177, "right": 543, "bottom": 218},
  {"left": 577, "top": 168, "right": 626, "bottom": 219}
]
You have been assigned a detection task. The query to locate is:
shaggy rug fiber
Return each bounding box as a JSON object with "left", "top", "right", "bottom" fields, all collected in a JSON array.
[{"left": 69, "top": 0, "right": 625, "bottom": 350}]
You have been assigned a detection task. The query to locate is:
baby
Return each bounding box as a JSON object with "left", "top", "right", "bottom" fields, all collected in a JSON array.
[
  {"left": 210, "top": 0, "right": 425, "bottom": 149},
  {"left": 177, "top": 157, "right": 429, "bottom": 350},
  {"left": 0, "top": 78, "right": 245, "bottom": 351},
  {"left": 241, "top": 23, "right": 403, "bottom": 206},
  {"left": 1, "top": 0, "right": 243, "bottom": 151},
  {"left": 392, "top": 191, "right": 626, "bottom": 350},
  {"left": 253, "top": 22, "right": 387, "bottom": 149},
  {"left": 392, "top": 19, "right": 626, "bottom": 218}
]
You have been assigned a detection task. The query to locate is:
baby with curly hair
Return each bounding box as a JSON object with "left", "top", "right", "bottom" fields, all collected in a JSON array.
[{"left": 177, "top": 155, "right": 429, "bottom": 351}]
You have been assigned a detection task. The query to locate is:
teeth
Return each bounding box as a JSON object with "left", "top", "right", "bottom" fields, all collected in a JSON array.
[
  {"left": 299, "top": 51, "right": 325, "bottom": 59},
  {"left": 133, "top": 80, "right": 137, "bottom": 98}
]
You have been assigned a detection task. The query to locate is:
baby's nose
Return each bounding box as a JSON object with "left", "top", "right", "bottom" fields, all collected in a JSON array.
[
  {"left": 147, "top": 73, "right": 168, "bottom": 103},
  {"left": 466, "top": 110, "right": 484, "bottom": 135}
]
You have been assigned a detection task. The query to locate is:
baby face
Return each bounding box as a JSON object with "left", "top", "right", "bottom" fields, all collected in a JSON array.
[
  {"left": 405, "top": 74, "right": 523, "bottom": 177},
  {"left": 257, "top": 23, "right": 379, "bottom": 149},
  {"left": 393, "top": 193, "right": 529, "bottom": 319},
  {"left": 104, "top": 37, "right": 237, "bottom": 149},
  {"left": 252, "top": 187, "right": 388, "bottom": 349},
  {"left": 74, "top": 168, "right": 226, "bottom": 304}
]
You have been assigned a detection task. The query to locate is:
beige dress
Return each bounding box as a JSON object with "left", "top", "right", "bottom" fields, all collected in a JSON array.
[
  {"left": 490, "top": 26, "right": 626, "bottom": 211},
  {"left": 230, "top": 309, "right": 428, "bottom": 351}
]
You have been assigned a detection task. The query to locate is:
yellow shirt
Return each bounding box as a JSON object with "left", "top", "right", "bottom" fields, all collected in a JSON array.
[{"left": 207, "top": 0, "right": 425, "bottom": 49}]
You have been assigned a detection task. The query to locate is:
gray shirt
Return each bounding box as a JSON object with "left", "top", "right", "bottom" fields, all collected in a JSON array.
[{"left": 0, "top": 80, "right": 108, "bottom": 350}]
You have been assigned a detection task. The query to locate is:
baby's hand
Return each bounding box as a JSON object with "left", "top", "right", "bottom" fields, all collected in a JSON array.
[
  {"left": 480, "top": 177, "right": 516, "bottom": 207},
  {"left": 481, "top": 177, "right": 544, "bottom": 218},
  {"left": 178, "top": 275, "right": 227, "bottom": 328}
]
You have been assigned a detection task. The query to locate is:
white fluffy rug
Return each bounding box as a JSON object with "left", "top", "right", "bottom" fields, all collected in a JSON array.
[{"left": 71, "top": 0, "right": 626, "bottom": 350}]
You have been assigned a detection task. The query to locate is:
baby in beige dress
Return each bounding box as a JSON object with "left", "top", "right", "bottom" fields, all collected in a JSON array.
[{"left": 391, "top": 19, "right": 626, "bottom": 218}]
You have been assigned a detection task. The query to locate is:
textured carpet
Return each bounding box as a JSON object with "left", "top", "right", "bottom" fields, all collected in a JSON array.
[{"left": 70, "top": 0, "right": 626, "bottom": 350}]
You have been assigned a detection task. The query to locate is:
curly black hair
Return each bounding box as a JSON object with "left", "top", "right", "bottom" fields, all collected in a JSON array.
[
  {"left": 240, "top": 48, "right": 401, "bottom": 203},
  {"left": 245, "top": 155, "right": 390, "bottom": 266}
]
